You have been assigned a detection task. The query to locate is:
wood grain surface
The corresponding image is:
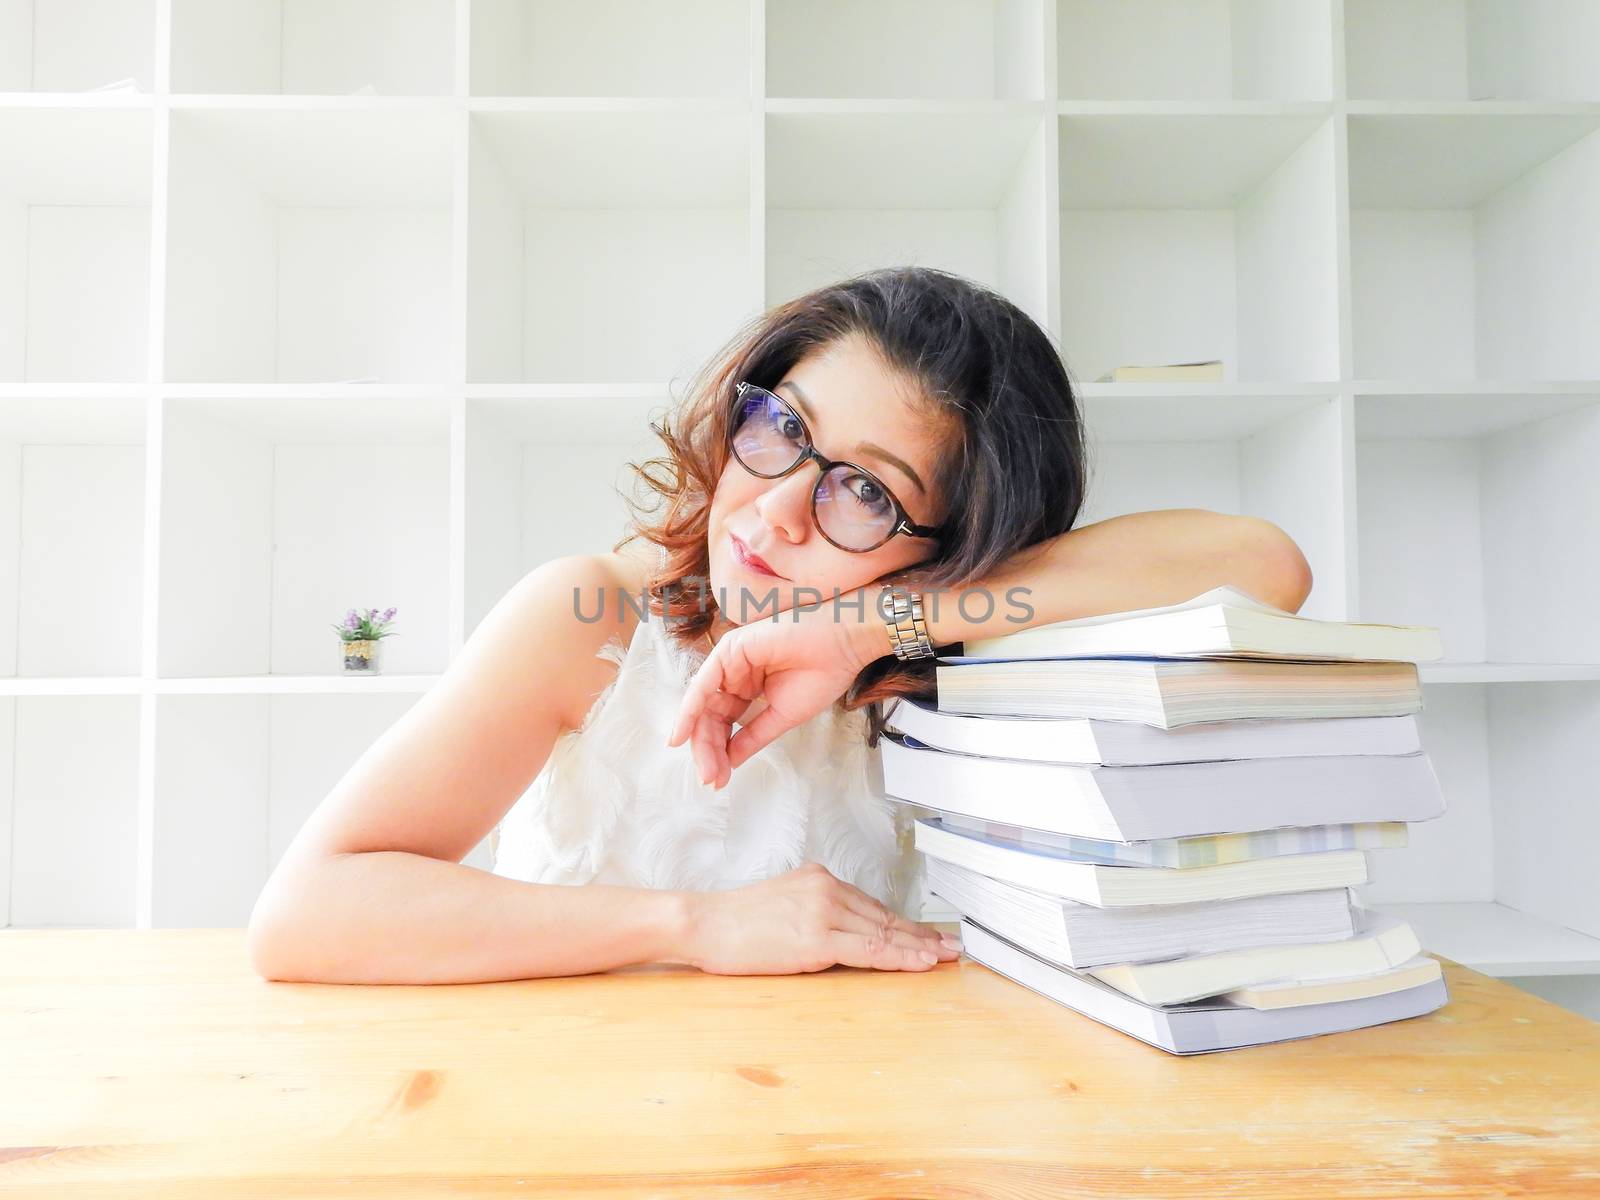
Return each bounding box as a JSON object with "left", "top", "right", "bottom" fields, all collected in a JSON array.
[{"left": 3, "top": 929, "right": 1598, "bottom": 1197}]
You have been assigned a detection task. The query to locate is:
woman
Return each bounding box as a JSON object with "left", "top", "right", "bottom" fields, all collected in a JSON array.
[{"left": 247, "top": 266, "right": 1312, "bottom": 985}]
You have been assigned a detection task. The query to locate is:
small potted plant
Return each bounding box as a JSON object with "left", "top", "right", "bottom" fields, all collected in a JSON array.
[{"left": 334, "top": 606, "right": 398, "bottom": 674}]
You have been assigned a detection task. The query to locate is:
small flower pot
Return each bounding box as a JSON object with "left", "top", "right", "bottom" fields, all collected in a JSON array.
[{"left": 341, "top": 638, "right": 384, "bottom": 674}]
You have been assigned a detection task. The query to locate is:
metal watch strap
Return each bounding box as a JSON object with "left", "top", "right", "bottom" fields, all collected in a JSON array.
[{"left": 882, "top": 588, "right": 935, "bottom": 661}]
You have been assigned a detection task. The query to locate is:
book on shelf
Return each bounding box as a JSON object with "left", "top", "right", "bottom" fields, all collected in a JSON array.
[
  {"left": 879, "top": 584, "right": 1450, "bottom": 1053},
  {"left": 1094, "top": 359, "right": 1224, "bottom": 383}
]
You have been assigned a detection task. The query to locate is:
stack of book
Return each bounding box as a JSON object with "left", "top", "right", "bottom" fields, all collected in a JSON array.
[{"left": 880, "top": 585, "right": 1451, "bottom": 1055}]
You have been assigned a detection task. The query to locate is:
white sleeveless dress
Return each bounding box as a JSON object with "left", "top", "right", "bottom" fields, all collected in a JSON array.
[{"left": 489, "top": 600, "right": 930, "bottom": 921}]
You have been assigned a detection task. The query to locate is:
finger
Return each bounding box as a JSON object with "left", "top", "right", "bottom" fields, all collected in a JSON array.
[
  {"left": 824, "top": 928, "right": 941, "bottom": 972},
  {"left": 691, "top": 711, "right": 729, "bottom": 788},
  {"left": 836, "top": 888, "right": 951, "bottom": 946},
  {"left": 725, "top": 705, "right": 800, "bottom": 772},
  {"left": 689, "top": 692, "right": 746, "bottom": 787},
  {"left": 831, "top": 903, "right": 954, "bottom": 959},
  {"left": 668, "top": 647, "right": 726, "bottom": 747},
  {"left": 718, "top": 634, "right": 764, "bottom": 704}
]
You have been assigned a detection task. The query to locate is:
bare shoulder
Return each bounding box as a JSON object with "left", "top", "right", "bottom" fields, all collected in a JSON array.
[
  {"left": 519, "top": 551, "right": 651, "bottom": 734},
  {"left": 252, "top": 551, "right": 648, "bottom": 876}
]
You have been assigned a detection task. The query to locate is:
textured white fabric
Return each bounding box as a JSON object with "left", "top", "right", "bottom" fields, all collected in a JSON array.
[{"left": 490, "top": 601, "right": 929, "bottom": 920}]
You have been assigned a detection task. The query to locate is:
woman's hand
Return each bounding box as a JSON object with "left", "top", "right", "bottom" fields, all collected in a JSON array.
[
  {"left": 681, "top": 862, "right": 961, "bottom": 975},
  {"left": 665, "top": 588, "right": 885, "bottom": 788}
]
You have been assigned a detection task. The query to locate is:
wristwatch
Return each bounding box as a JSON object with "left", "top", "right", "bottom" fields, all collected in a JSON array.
[{"left": 881, "top": 587, "right": 935, "bottom": 661}]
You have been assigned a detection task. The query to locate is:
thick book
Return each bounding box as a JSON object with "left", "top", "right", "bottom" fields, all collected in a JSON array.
[
  {"left": 884, "top": 693, "right": 1422, "bottom": 764},
  {"left": 933, "top": 656, "right": 1423, "bottom": 726},
  {"left": 940, "top": 585, "right": 1446, "bottom": 662},
  {"left": 1223, "top": 956, "right": 1443, "bottom": 1010},
  {"left": 913, "top": 816, "right": 1369, "bottom": 906},
  {"left": 947, "top": 585, "right": 1444, "bottom": 663},
  {"left": 958, "top": 916, "right": 1452, "bottom": 1055},
  {"left": 882, "top": 735, "right": 1446, "bottom": 841},
  {"left": 1087, "top": 910, "right": 1423, "bottom": 1006},
  {"left": 932, "top": 810, "right": 1408, "bottom": 869},
  {"left": 923, "top": 856, "right": 1356, "bottom": 969}
]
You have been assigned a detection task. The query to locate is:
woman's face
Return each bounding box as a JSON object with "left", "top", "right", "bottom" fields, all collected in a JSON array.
[{"left": 706, "top": 333, "right": 952, "bottom": 628}]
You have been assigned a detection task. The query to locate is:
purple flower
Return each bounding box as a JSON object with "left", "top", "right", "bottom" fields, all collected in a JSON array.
[{"left": 335, "top": 605, "right": 398, "bottom": 641}]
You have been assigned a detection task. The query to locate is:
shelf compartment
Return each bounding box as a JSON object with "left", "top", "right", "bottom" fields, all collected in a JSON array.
[
  {"left": 169, "top": 0, "right": 455, "bottom": 96},
  {"left": 471, "top": 0, "right": 750, "bottom": 98},
  {"left": 0, "top": 0, "right": 155, "bottom": 93},
  {"left": 1077, "top": 387, "right": 1334, "bottom": 442},
  {"left": 463, "top": 391, "right": 666, "bottom": 634},
  {"left": 467, "top": 107, "right": 752, "bottom": 383},
  {"left": 1356, "top": 392, "right": 1600, "bottom": 664},
  {"left": 1058, "top": 111, "right": 1338, "bottom": 383},
  {"left": 1363, "top": 681, "right": 1600, "bottom": 973},
  {"left": 765, "top": 106, "right": 1051, "bottom": 332},
  {"left": 1, "top": 695, "right": 140, "bottom": 927},
  {"left": 150, "top": 691, "right": 474, "bottom": 926},
  {"left": 0, "top": 396, "right": 147, "bottom": 678},
  {"left": 1078, "top": 393, "right": 1348, "bottom": 621},
  {"left": 155, "top": 394, "right": 452, "bottom": 679},
  {"left": 1344, "top": 0, "right": 1600, "bottom": 102},
  {"left": 1371, "top": 902, "right": 1600, "bottom": 977},
  {"left": 1056, "top": 0, "right": 1331, "bottom": 101},
  {"left": 1348, "top": 112, "right": 1600, "bottom": 380},
  {"left": 163, "top": 106, "right": 457, "bottom": 383},
  {"left": 768, "top": 0, "right": 1045, "bottom": 101},
  {"left": 0, "top": 107, "right": 153, "bottom": 382}
]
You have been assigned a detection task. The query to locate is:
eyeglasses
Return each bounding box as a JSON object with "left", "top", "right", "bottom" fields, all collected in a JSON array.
[{"left": 727, "top": 381, "right": 944, "bottom": 554}]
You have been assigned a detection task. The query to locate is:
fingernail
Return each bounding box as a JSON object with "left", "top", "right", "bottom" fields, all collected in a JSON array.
[
  {"left": 918, "top": 949, "right": 938, "bottom": 964},
  {"left": 940, "top": 933, "right": 961, "bottom": 951}
]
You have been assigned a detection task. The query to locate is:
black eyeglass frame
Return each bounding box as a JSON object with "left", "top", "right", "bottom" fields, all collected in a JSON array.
[{"left": 728, "top": 380, "right": 946, "bottom": 554}]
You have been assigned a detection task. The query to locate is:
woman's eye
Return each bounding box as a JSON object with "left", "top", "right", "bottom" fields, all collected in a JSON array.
[
  {"left": 847, "top": 475, "right": 889, "bottom": 510},
  {"left": 779, "top": 415, "right": 803, "bottom": 441}
]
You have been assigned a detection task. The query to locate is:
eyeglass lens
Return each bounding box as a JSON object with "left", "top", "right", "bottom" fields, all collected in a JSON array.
[{"left": 731, "top": 387, "right": 900, "bottom": 551}]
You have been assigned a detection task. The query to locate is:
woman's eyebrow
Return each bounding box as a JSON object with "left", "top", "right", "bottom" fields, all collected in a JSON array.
[{"left": 775, "top": 380, "right": 927, "bottom": 497}]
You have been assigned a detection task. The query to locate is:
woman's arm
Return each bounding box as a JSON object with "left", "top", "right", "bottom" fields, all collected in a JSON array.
[
  {"left": 876, "top": 508, "right": 1314, "bottom": 657},
  {"left": 248, "top": 553, "right": 691, "bottom": 983},
  {"left": 669, "top": 509, "right": 1316, "bottom": 787}
]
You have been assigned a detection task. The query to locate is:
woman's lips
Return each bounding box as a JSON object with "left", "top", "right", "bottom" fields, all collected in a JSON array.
[{"left": 730, "top": 533, "right": 782, "bottom": 578}]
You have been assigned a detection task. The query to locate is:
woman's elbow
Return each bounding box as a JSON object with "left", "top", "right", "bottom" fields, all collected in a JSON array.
[
  {"left": 246, "top": 864, "right": 320, "bottom": 982},
  {"left": 1246, "top": 518, "right": 1314, "bottom": 613}
]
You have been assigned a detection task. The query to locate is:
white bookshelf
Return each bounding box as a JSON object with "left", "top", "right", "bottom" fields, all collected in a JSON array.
[{"left": 2, "top": 1, "right": 1598, "bottom": 987}]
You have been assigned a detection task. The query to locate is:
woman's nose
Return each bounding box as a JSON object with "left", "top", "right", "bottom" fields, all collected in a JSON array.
[{"left": 754, "top": 462, "right": 817, "bottom": 540}]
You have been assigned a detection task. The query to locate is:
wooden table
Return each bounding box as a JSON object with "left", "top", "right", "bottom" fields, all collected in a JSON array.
[{"left": 4, "top": 930, "right": 1598, "bottom": 1197}]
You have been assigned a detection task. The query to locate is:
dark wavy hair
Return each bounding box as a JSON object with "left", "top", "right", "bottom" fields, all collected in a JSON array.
[{"left": 616, "top": 265, "right": 1089, "bottom": 748}]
